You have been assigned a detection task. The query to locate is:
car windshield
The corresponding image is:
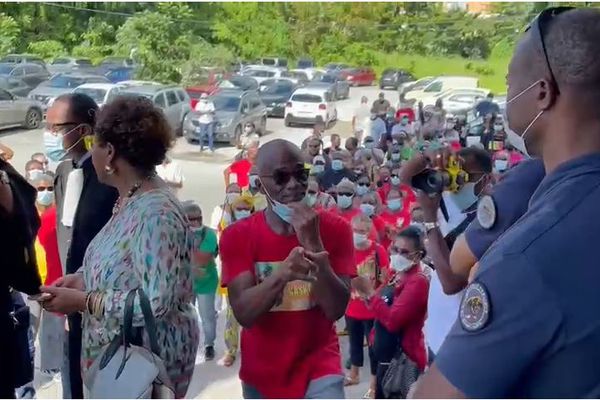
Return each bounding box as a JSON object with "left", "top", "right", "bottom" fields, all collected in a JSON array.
[
  {"left": 52, "top": 59, "right": 70, "bottom": 65},
  {"left": 74, "top": 88, "right": 107, "bottom": 104},
  {"left": 315, "top": 75, "right": 335, "bottom": 83},
  {"left": 292, "top": 93, "right": 322, "bottom": 103},
  {"left": 0, "top": 65, "right": 14, "bottom": 74},
  {"left": 412, "top": 77, "right": 435, "bottom": 90},
  {"left": 211, "top": 96, "right": 240, "bottom": 112},
  {"left": 48, "top": 75, "right": 86, "bottom": 88},
  {"left": 382, "top": 69, "right": 396, "bottom": 76},
  {"left": 262, "top": 83, "right": 291, "bottom": 95}
]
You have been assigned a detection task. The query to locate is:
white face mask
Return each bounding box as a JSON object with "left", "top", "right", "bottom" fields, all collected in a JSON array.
[
  {"left": 495, "top": 159, "right": 509, "bottom": 172},
  {"left": 504, "top": 80, "right": 544, "bottom": 157},
  {"left": 390, "top": 254, "right": 414, "bottom": 272},
  {"left": 36, "top": 189, "right": 54, "bottom": 206},
  {"left": 28, "top": 169, "right": 44, "bottom": 181}
]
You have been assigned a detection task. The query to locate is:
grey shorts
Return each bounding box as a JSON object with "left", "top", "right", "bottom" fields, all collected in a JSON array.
[{"left": 242, "top": 374, "right": 345, "bottom": 399}]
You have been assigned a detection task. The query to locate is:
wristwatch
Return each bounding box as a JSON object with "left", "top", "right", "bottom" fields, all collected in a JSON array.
[
  {"left": 0, "top": 170, "right": 9, "bottom": 185},
  {"left": 423, "top": 221, "right": 440, "bottom": 233}
]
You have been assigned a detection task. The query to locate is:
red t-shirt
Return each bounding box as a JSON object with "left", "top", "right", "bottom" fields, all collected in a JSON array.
[
  {"left": 378, "top": 209, "right": 411, "bottom": 251},
  {"left": 220, "top": 210, "right": 355, "bottom": 398},
  {"left": 229, "top": 159, "right": 252, "bottom": 188},
  {"left": 346, "top": 242, "right": 389, "bottom": 320},
  {"left": 37, "top": 207, "right": 62, "bottom": 285},
  {"left": 378, "top": 184, "right": 416, "bottom": 209}
]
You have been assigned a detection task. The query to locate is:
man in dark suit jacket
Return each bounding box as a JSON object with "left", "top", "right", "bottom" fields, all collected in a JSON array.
[{"left": 47, "top": 93, "right": 117, "bottom": 399}]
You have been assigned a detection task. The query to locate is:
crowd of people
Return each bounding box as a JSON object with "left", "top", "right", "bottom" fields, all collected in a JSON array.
[{"left": 2, "top": 6, "right": 600, "bottom": 400}]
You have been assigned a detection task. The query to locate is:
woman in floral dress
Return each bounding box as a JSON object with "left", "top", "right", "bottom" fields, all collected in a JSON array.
[{"left": 40, "top": 96, "right": 199, "bottom": 398}]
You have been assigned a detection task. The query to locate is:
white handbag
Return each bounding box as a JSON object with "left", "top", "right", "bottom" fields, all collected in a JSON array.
[{"left": 84, "top": 289, "right": 175, "bottom": 399}]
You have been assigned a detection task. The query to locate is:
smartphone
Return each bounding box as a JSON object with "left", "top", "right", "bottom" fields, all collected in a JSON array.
[{"left": 28, "top": 293, "right": 52, "bottom": 302}]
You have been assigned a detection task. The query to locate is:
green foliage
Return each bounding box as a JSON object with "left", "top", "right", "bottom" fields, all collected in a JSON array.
[
  {"left": 180, "top": 42, "right": 235, "bottom": 87},
  {"left": 0, "top": 13, "right": 20, "bottom": 55},
  {"left": 27, "top": 40, "right": 66, "bottom": 60}
]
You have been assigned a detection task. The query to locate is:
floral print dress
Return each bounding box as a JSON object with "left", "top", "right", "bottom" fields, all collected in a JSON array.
[{"left": 81, "top": 188, "right": 199, "bottom": 398}]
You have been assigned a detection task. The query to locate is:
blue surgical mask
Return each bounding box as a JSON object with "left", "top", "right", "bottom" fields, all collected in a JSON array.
[
  {"left": 494, "top": 159, "right": 508, "bottom": 172},
  {"left": 390, "top": 176, "right": 401, "bottom": 186},
  {"left": 259, "top": 177, "right": 297, "bottom": 224},
  {"left": 447, "top": 182, "right": 479, "bottom": 212},
  {"left": 234, "top": 209, "right": 251, "bottom": 220},
  {"left": 44, "top": 130, "right": 67, "bottom": 162},
  {"left": 390, "top": 254, "right": 413, "bottom": 272},
  {"left": 36, "top": 189, "right": 54, "bottom": 206},
  {"left": 356, "top": 184, "right": 369, "bottom": 196},
  {"left": 306, "top": 193, "right": 318, "bottom": 208},
  {"left": 387, "top": 198, "right": 402, "bottom": 211},
  {"left": 391, "top": 153, "right": 401, "bottom": 162},
  {"left": 353, "top": 232, "right": 369, "bottom": 247},
  {"left": 505, "top": 80, "right": 543, "bottom": 157},
  {"left": 28, "top": 169, "right": 44, "bottom": 181},
  {"left": 360, "top": 203, "right": 375, "bottom": 217},
  {"left": 364, "top": 142, "right": 374, "bottom": 149},
  {"left": 312, "top": 164, "right": 325, "bottom": 174},
  {"left": 401, "top": 117, "right": 409, "bottom": 125},
  {"left": 337, "top": 194, "right": 354, "bottom": 209},
  {"left": 331, "top": 159, "right": 344, "bottom": 171}
]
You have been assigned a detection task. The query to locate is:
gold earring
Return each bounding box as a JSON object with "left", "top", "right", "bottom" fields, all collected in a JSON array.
[{"left": 105, "top": 165, "right": 115, "bottom": 175}]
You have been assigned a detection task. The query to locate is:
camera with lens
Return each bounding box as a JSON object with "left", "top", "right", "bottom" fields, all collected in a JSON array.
[{"left": 410, "top": 148, "right": 469, "bottom": 194}]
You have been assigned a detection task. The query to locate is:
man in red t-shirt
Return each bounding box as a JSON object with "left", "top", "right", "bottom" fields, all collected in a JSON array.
[
  {"left": 220, "top": 139, "right": 355, "bottom": 398},
  {"left": 345, "top": 214, "right": 389, "bottom": 394},
  {"left": 224, "top": 143, "right": 258, "bottom": 189}
]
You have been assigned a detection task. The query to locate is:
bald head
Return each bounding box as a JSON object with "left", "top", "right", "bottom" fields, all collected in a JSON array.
[{"left": 256, "top": 139, "right": 303, "bottom": 175}]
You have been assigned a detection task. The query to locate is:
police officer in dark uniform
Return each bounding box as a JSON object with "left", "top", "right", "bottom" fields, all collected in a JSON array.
[{"left": 414, "top": 7, "right": 600, "bottom": 398}]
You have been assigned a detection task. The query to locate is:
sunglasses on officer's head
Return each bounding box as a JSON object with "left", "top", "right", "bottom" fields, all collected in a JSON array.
[{"left": 525, "top": 6, "right": 574, "bottom": 94}]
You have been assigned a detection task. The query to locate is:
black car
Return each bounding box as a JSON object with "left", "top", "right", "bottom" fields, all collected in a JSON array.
[
  {"left": 379, "top": 68, "right": 415, "bottom": 90},
  {"left": 258, "top": 79, "right": 297, "bottom": 117}
]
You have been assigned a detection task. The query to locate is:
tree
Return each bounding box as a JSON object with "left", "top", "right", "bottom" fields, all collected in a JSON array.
[
  {"left": 27, "top": 40, "right": 66, "bottom": 60},
  {"left": 0, "top": 13, "right": 19, "bottom": 55}
]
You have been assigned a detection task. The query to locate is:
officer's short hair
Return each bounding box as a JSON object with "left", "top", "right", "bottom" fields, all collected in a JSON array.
[{"left": 459, "top": 147, "right": 493, "bottom": 174}]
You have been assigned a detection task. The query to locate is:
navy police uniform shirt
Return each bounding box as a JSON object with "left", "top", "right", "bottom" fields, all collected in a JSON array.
[
  {"left": 465, "top": 159, "right": 546, "bottom": 259},
  {"left": 435, "top": 153, "right": 600, "bottom": 398}
]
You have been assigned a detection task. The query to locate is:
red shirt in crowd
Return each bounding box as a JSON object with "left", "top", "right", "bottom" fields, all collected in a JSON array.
[
  {"left": 395, "top": 107, "right": 416, "bottom": 123},
  {"left": 377, "top": 184, "right": 416, "bottom": 209},
  {"left": 229, "top": 159, "right": 252, "bottom": 188},
  {"left": 369, "top": 265, "right": 429, "bottom": 371},
  {"left": 220, "top": 210, "right": 355, "bottom": 398},
  {"left": 37, "top": 206, "right": 62, "bottom": 285},
  {"left": 378, "top": 208, "right": 412, "bottom": 251},
  {"left": 346, "top": 242, "right": 389, "bottom": 320}
]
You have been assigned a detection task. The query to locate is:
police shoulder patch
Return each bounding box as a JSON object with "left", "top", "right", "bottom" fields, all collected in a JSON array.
[
  {"left": 477, "top": 195, "right": 497, "bottom": 229},
  {"left": 460, "top": 282, "right": 491, "bottom": 332}
]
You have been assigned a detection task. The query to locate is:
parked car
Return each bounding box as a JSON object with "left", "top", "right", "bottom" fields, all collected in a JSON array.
[
  {"left": 301, "top": 68, "right": 326, "bottom": 81},
  {"left": 118, "top": 84, "right": 191, "bottom": 136},
  {"left": 0, "top": 88, "right": 44, "bottom": 131},
  {"left": 0, "top": 63, "right": 50, "bottom": 93},
  {"left": 47, "top": 57, "right": 94, "bottom": 75},
  {"left": 28, "top": 72, "right": 110, "bottom": 111},
  {"left": 0, "top": 76, "right": 31, "bottom": 98},
  {"left": 185, "top": 67, "right": 230, "bottom": 108},
  {"left": 0, "top": 54, "right": 46, "bottom": 67},
  {"left": 309, "top": 73, "right": 350, "bottom": 100},
  {"left": 104, "top": 67, "right": 135, "bottom": 83},
  {"left": 324, "top": 63, "right": 350, "bottom": 72},
  {"left": 183, "top": 89, "right": 267, "bottom": 146},
  {"left": 95, "top": 57, "right": 135, "bottom": 75},
  {"left": 279, "top": 70, "right": 309, "bottom": 85},
  {"left": 258, "top": 79, "right": 297, "bottom": 118},
  {"left": 284, "top": 86, "right": 337, "bottom": 128},
  {"left": 73, "top": 83, "right": 124, "bottom": 107},
  {"left": 242, "top": 67, "right": 286, "bottom": 85},
  {"left": 260, "top": 57, "right": 288, "bottom": 68},
  {"left": 422, "top": 88, "right": 490, "bottom": 116},
  {"left": 217, "top": 75, "right": 259, "bottom": 92},
  {"left": 405, "top": 76, "right": 479, "bottom": 102},
  {"left": 399, "top": 76, "right": 435, "bottom": 97},
  {"left": 296, "top": 58, "right": 315, "bottom": 69},
  {"left": 341, "top": 67, "right": 376, "bottom": 87},
  {"left": 379, "top": 69, "right": 415, "bottom": 90}
]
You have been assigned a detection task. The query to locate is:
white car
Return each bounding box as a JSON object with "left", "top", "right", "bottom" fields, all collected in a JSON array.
[
  {"left": 284, "top": 87, "right": 337, "bottom": 128},
  {"left": 421, "top": 88, "right": 490, "bottom": 115},
  {"left": 73, "top": 83, "right": 123, "bottom": 107},
  {"left": 241, "top": 67, "right": 285, "bottom": 85},
  {"left": 405, "top": 76, "right": 479, "bottom": 102}
]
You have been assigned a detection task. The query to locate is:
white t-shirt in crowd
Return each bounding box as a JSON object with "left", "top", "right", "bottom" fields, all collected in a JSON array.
[
  {"left": 156, "top": 160, "right": 184, "bottom": 197},
  {"left": 353, "top": 104, "right": 371, "bottom": 134},
  {"left": 194, "top": 100, "right": 215, "bottom": 124}
]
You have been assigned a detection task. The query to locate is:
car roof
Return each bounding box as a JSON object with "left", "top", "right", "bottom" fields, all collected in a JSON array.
[
  {"left": 75, "top": 83, "right": 119, "bottom": 90},
  {"left": 119, "top": 84, "right": 179, "bottom": 95},
  {"left": 292, "top": 86, "right": 330, "bottom": 96},
  {"left": 54, "top": 72, "right": 105, "bottom": 79}
]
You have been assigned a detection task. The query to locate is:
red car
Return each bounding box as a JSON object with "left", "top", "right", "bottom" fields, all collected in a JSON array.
[
  {"left": 341, "top": 67, "right": 376, "bottom": 87},
  {"left": 186, "top": 67, "right": 229, "bottom": 108}
]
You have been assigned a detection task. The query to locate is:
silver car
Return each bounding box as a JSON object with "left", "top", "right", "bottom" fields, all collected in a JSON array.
[
  {"left": 0, "top": 63, "right": 50, "bottom": 95},
  {"left": 28, "top": 73, "right": 111, "bottom": 111},
  {"left": 47, "top": 57, "right": 94, "bottom": 75},
  {"left": 183, "top": 89, "right": 267, "bottom": 146},
  {"left": 0, "top": 88, "right": 43, "bottom": 131},
  {"left": 118, "top": 84, "right": 191, "bottom": 136}
]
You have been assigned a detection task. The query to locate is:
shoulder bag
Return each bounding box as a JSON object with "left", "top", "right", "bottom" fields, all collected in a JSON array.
[
  {"left": 84, "top": 288, "right": 175, "bottom": 399},
  {"left": 381, "top": 346, "right": 420, "bottom": 399}
]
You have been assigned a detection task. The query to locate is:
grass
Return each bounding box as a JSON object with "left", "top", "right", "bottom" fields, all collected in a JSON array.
[{"left": 373, "top": 52, "right": 510, "bottom": 94}]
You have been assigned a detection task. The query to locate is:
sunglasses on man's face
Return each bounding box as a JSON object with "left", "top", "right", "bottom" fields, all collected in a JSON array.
[
  {"left": 525, "top": 6, "right": 574, "bottom": 94},
  {"left": 262, "top": 168, "right": 310, "bottom": 186}
]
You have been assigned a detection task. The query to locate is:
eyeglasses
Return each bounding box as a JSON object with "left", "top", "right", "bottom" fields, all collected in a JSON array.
[
  {"left": 337, "top": 192, "right": 354, "bottom": 197},
  {"left": 261, "top": 168, "right": 310, "bottom": 186},
  {"left": 46, "top": 122, "right": 81, "bottom": 136},
  {"left": 525, "top": 6, "right": 574, "bottom": 94}
]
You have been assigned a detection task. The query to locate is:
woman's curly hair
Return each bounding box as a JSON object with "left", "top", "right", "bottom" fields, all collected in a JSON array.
[{"left": 95, "top": 96, "right": 174, "bottom": 173}]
